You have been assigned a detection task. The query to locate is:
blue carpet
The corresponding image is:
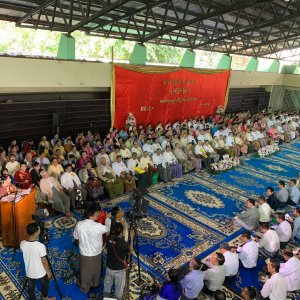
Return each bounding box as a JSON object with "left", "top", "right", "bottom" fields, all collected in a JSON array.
[{"left": 1, "top": 141, "right": 300, "bottom": 300}]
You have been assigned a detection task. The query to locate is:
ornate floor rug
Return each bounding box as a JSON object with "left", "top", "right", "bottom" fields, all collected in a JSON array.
[{"left": 1, "top": 140, "right": 300, "bottom": 300}]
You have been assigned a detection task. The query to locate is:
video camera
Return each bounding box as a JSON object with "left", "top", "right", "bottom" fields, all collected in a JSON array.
[
  {"left": 32, "top": 214, "right": 50, "bottom": 244},
  {"left": 125, "top": 188, "right": 149, "bottom": 222}
]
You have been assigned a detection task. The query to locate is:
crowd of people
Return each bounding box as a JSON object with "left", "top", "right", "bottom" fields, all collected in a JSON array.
[{"left": 2, "top": 109, "right": 300, "bottom": 300}]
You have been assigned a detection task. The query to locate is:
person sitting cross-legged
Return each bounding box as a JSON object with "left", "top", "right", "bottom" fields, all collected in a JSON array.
[
  {"left": 273, "top": 212, "right": 292, "bottom": 249},
  {"left": 275, "top": 180, "right": 289, "bottom": 209},
  {"left": 287, "top": 179, "right": 300, "bottom": 206},
  {"left": 236, "top": 230, "right": 259, "bottom": 269},
  {"left": 179, "top": 258, "right": 204, "bottom": 300},
  {"left": 255, "top": 223, "right": 280, "bottom": 259},
  {"left": 202, "top": 253, "right": 226, "bottom": 296},
  {"left": 163, "top": 146, "right": 183, "bottom": 178},
  {"left": 233, "top": 198, "right": 260, "bottom": 230},
  {"left": 260, "top": 258, "right": 287, "bottom": 300},
  {"left": 279, "top": 248, "right": 300, "bottom": 292}
]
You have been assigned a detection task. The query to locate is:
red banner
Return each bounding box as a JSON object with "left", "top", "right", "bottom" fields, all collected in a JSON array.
[{"left": 112, "top": 65, "right": 230, "bottom": 128}]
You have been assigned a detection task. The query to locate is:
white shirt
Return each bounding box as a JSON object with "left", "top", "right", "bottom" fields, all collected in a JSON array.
[
  {"left": 223, "top": 251, "right": 239, "bottom": 276},
  {"left": 5, "top": 161, "right": 20, "bottom": 176},
  {"left": 127, "top": 158, "right": 139, "bottom": 174},
  {"left": 163, "top": 151, "right": 177, "bottom": 164},
  {"left": 259, "top": 230, "right": 280, "bottom": 253},
  {"left": 112, "top": 161, "right": 128, "bottom": 176},
  {"left": 275, "top": 221, "right": 292, "bottom": 243},
  {"left": 142, "top": 143, "right": 154, "bottom": 155},
  {"left": 152, "top": 153, "right": 166, "bottom": 168},
  {"left": 280, "top": 256, "right": 300, "bottom": 291},
  {"left": 60, "top": 172, "right": 81, "bottom": 190},
  {"left": 261, "top": 273, "right": 287, "bottom": 300},
  {"left": 258, "top": 202, "right": 272, "bottom": 222},
  {"left": 204, "top": 265, "right": 226, "bottom": 291},
  {"left": 20, "top": 240, "right": 47, "bottom": 279},
  {"left": 238, "top": 240, "right": 258, "bottom": 268},
  {"left": 73, "top": 219, "right": 107, "bottom": 256},
  {"left": 95, "top": 153, "right": 110, "bottom": 166}
]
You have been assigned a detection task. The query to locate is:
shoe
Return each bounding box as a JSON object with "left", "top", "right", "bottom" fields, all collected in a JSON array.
[{"left": 43, "top": 208, "right": 49, "bottom": 217}]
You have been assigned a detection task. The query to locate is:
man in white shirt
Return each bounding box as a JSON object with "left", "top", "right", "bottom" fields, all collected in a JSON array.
[
  {"left": 74, "top": 202, "right": 109, "bottom": 293},
  {"left": 203, "top": 253, "right": 226, "bottom": 295},
  {"left": 20, "top": 223, "right": 55, "bottom": 300},
  {"left": 219, "top": 242, "right": 239, "bottom": 281},
  {"left": 194, "top": 140, "right": 210, "bottom": 168},
  {"left": 256, "top": 223, "right": 280, "bottom": 259},
  {"left": 261, "top": 259, "right": 287, "bottom": 300},
  {"left": 279, "top": 248, "right": 300, "bottom": 292},
  {"left": 236, "top": 230, "right": 258, "bottom": 268},
  {"left": 131, "top": 141, "right": 143, "bottom": 158},
  {"left": 95, "top": 148, "right": 111, "bottom": 166},
  {"left": 112, "top": 156, "right": 129, "bottom": 177},
  {"left": 119, "top": 143, "right": 132, "bottom": 160},
  {"left": 152, "top": 148, "right": 172, "bottom": 183},
  {"left": 163, "top": 146, "right": 183, "bottom": 178},
  {"left": 142, "top": 138, "right": 154, "bottom": 155},
  {"left": 203, "top": 140, "right": 220, "bottom": 162},
  {"left": 274, "top": 212, "right": 292, "bottom": 249},
  {"left": 258, "top": 196, "right": 272, "bottom": 223},
  {"left": 5, "top": 154, "right": 20, "bottom": 176},
  {"left": 60, "top": 164, "right": 86, "bottom": 209}
]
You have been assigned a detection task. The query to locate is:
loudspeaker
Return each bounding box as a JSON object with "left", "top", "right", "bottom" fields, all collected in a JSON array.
[{"left": 52, "top": 112, "right": 64, "bottom": 126}]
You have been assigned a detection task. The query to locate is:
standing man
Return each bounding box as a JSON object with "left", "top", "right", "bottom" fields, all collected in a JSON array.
[
  {"left": 20, "top": 223, "right": 55, "bottom": 300},
  {"left": 104, "top": 222, "right": 134, "bottom": 300},
  {"left": 260, "top": 259, "right": 287, "bottom": 300},
  {"left": 74, "top": 203, "right": 109, "bottom": 293}
]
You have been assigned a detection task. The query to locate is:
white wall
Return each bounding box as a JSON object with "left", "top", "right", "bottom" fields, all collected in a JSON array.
[{"left": 0, "top": 57, "right": 299, "bottom": 93}]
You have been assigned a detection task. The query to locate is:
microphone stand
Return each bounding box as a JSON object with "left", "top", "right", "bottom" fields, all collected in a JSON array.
[{"left": 11, "top": 184, "right": 20, "bottom": 249}]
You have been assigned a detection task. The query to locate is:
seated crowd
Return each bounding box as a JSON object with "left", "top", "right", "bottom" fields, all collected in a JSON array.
[{"left": 1, "top": 109, "right": 300, "bottom": 300}]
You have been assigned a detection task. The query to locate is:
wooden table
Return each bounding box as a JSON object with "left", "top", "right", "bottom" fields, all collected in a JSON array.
[{"left": 1, "top": 189, "right": 36, "bottom": 247}]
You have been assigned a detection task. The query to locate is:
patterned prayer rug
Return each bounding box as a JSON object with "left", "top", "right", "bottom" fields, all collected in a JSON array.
[{"left": 1, "top": 140, "right": 300, "bottom": 300}]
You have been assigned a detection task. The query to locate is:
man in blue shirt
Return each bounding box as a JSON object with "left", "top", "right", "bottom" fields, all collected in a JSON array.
[
  {"left": 288, "top": 179, "right": 300, "bottom": 206},
  {"left": 180, "top": 258, "right": 204, "bottom": 300},
  {"left": 291, "top": 208, "right": 300, "bottom": 242}
]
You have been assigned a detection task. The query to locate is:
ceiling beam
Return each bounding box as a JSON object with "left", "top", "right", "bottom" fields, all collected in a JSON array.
[
  {"left": 87, "top": 0, "right": 166, "bottom": 33},
  {"left": 16, "top": 0, "right": 55, "bottom": 25},
  {"left": 141, "top": 0, "right": 270, "bottom": 43},
  {"left": 233, "top": 31, "right": 300, "bottom": 53},
  {"left": 193, "top": 11, "right": 300, "bottom": 48},
  {"left": 68, "top": 0, "right": 130, "bottom": 33}
]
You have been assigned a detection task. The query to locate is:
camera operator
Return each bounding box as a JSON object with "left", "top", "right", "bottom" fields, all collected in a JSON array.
[
  {"left": 105, "top": 206, "right": 128, "bottom": 241},
  {"left": 20, "top": 222, "right": 55, "bottom": 300},
  {"left": 103, "top": 222, "right": 134, "bottom": 300},
  {"left": 73, "top": 202, "right": 110, "bottom": 293}
]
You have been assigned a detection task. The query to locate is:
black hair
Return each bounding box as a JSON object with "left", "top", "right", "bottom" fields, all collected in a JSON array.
[
  {"left": 247, "top": 198, "right": 255, "bottom": 206},
  {"left": 19, "top": 161, "right": 26, "bottom": 167},
  {"left": 33, "top": 161, "right": 40, "bottom": 167},
  {"left": 242, "top": 230, "right": 251, "bottom": 240},
  {"left": 216, "top": 252, "right": 225, "bottom": 266},
  {"left": 269, "top": 258, "right": 280, "bottom": 272},
  {"left": 258, "top": 196, "right": 265, "bottom": 201},
  {"left": 83, "top": 202, "right": 101, "bottom": 219},
  {"left": 213, "top": 290, "right": 226, "bottom": 300},
  {"left": 260, "top": 223, "right": 270, "bottom": 230},
  {"left": 267, "top": 186, "right": 274, "bottom": 192},
  {"left": 276, "top": 212, "right": 285, "bottom": 221},
  {"left": 294, "top": 207, "right": 300, "bottom": 215},
  {"left": 290, "top": 179, "right": 296, "bottom": 185},
  {"left": 282, "top": 249, "right": 293, "bottom": 258},
  {"left": 27, "top": 222, "right": 39, "bottom": 235},
  {"left": 278, "top": 180, "right": 285, "bottom": 187},
  {"left": 110, "top": 206, "right": 121, "bottom": 218},
  {"left": 167, "top": 268, "right": 180, "bottom": 291},
  {"left": 110, "top": 222, "right": 123, "bottom": 236},
  {"left": 245, "top": 286, "right": 257, "bottom": 299}
]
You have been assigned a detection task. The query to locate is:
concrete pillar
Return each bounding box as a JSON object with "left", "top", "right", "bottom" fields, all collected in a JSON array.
[
  {"left": 280, "top": 64, "right": 298, "bottom": 74},
  {"left": 245, "top": 58, "right": 258, "bottom": 71},
  {"left": 268, "top": 85, "right": 285, "bottom": 112},
  {"left": 266, "top": 60, "right": 280, "bottom": 73},
  {"left": 129, "top": 43, "right": 147, "bottom": 65},
  {"left": 180, "top": 50, "right": 196, "bottom": 68},
  {"left": 57, "top": 34, "right": 75, "bottom": 60},
  {"left": 217, "top": 54, "right": 232, "bottom": 69}
]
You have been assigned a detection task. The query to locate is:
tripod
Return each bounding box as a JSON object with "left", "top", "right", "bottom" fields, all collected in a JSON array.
[{"left": 18, "top": 242, "right": 63, "bottom": 299}]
